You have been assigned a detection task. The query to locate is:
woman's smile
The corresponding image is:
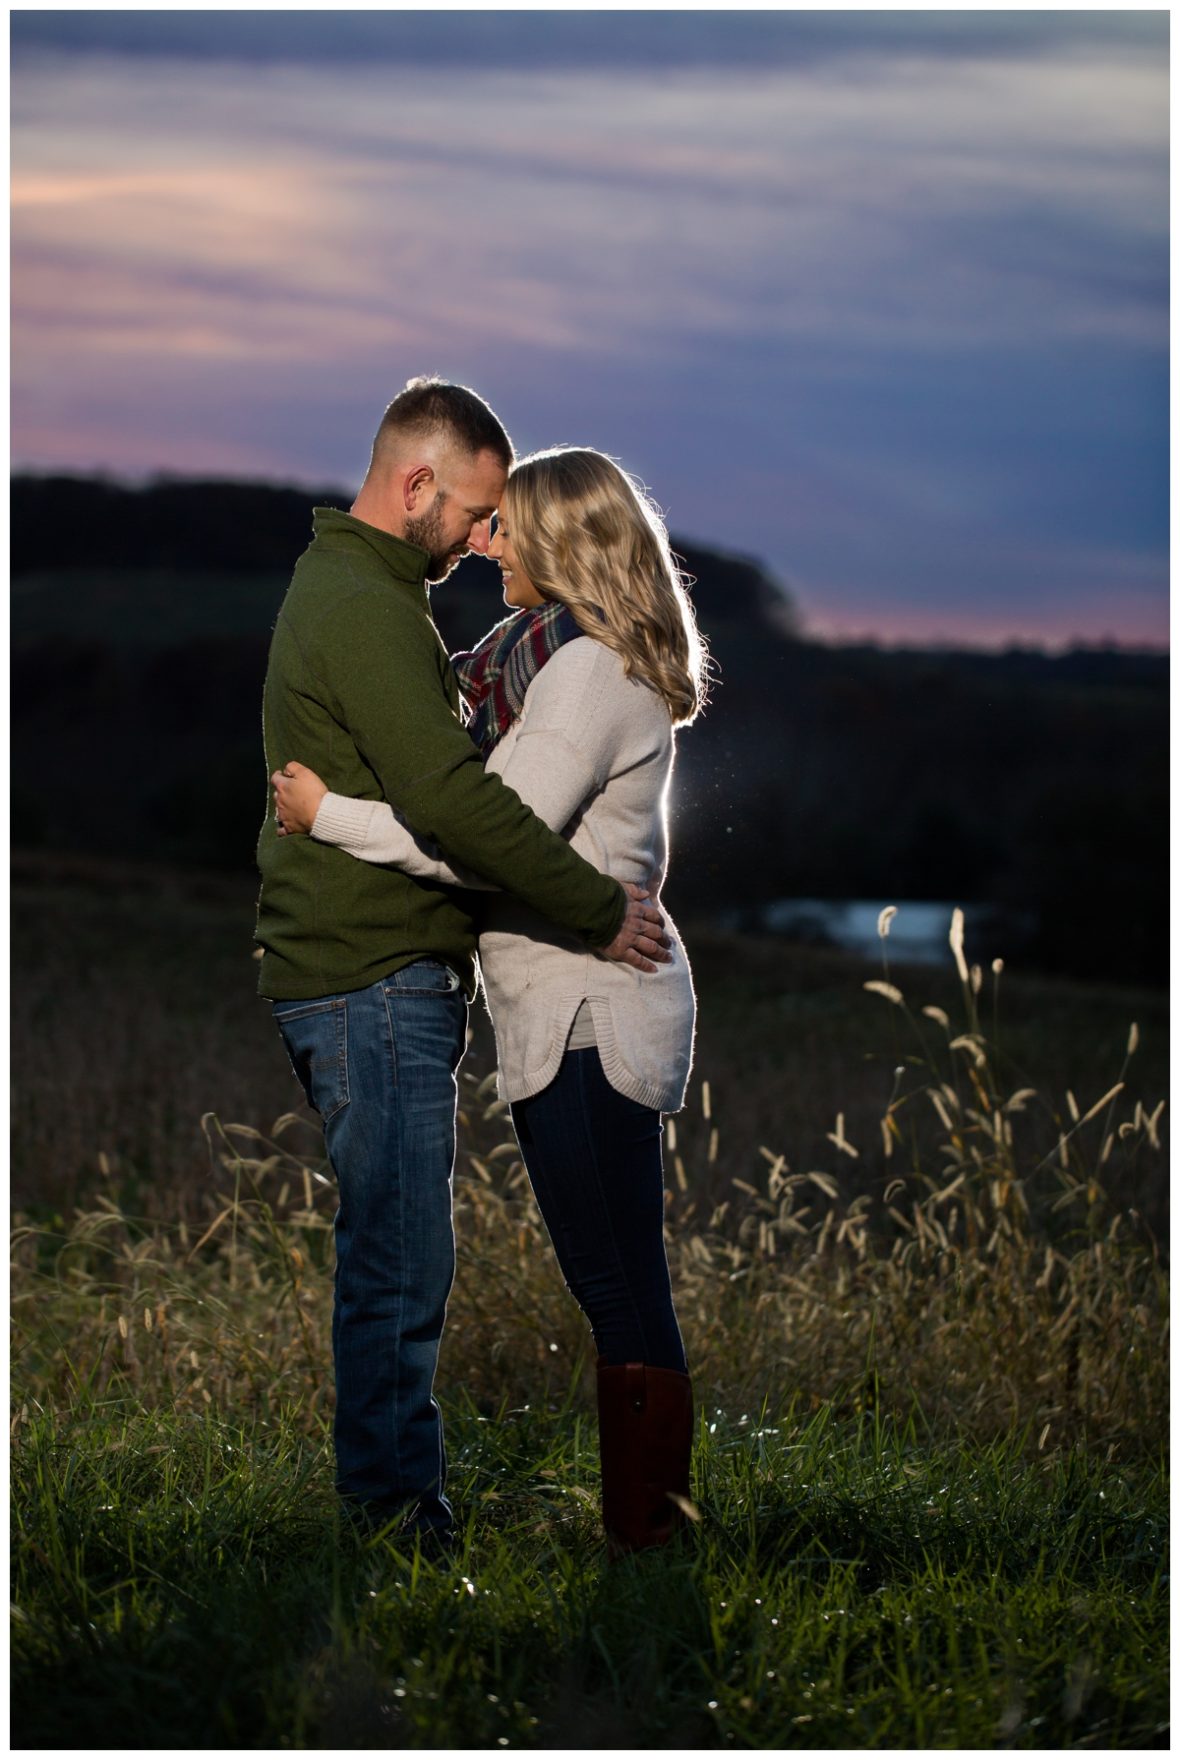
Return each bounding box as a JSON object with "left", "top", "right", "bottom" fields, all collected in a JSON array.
[{"left": 488, "top": 522, "right": 545, "bottom": 608}]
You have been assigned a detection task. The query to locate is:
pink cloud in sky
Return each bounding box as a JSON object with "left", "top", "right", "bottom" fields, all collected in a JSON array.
[
  {"left": 9, "top": 32, "right": 1168, "bottom": 649},
  {"left": 802, "top": 593, "right": 1169, "bottom": 654}
]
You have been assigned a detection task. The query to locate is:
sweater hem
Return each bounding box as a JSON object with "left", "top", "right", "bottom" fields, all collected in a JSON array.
[{"left": 497, "top": 994, "right": 690, "bottom": 1114}]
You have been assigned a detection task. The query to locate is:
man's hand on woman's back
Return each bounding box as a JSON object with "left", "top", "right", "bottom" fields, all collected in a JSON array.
[{"left": 599, "top": 880, "right": 671, "bottom": 973}]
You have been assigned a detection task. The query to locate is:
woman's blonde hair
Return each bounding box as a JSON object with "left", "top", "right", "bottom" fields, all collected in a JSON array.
[{"left": 502, "top": 447, "right": 710, "bottom": 726}]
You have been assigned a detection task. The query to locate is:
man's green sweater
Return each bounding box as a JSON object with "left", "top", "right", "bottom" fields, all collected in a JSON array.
[{"left": 256, "top": 509, "right": 627, "bottom": 1000}]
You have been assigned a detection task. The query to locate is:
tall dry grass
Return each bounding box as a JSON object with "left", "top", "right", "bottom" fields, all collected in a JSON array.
[
  {"left": 12, "top": 858, "right": 1169, "bottom": 1231},
  {"left": 12, "top": 908, "right": 1167, "bottom": 1460}
]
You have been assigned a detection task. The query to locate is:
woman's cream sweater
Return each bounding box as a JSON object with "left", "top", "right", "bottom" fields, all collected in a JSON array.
[{"left": 310, "top": 636, "right": 696, "bottom": 1112}]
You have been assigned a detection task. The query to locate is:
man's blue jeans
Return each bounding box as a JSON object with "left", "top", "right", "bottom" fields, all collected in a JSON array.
[{"left": 273, "top": 960, "right": 468, "bottom": 1533}]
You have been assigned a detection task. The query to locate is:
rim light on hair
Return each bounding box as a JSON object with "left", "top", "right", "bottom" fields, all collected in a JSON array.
[{"left": 502, "top": 448, "right": 711, "bottom": 727}]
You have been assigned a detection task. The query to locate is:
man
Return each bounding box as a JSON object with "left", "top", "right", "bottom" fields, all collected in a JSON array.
[{"left": 255, "top": 376, "right": 667, "bottom": 1542}]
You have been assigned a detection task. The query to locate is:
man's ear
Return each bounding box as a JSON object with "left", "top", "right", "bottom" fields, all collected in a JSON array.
[{"left": 402, "top": 464, "right": 434, "bottom": 512}]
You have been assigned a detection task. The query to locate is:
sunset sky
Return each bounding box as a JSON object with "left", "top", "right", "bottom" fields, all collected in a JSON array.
[{"left": 10, "top": 9, "right": 1169, "bottom": 648}]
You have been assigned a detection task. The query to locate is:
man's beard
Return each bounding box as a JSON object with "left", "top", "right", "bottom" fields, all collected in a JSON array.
[{"left": 404, "top": 496, "right": 463, "bottom": 584}]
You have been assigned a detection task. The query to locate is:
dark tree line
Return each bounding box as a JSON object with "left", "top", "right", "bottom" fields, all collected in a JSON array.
[{"left": 11, "top": 476, "right": 1168, "bottom": 986}]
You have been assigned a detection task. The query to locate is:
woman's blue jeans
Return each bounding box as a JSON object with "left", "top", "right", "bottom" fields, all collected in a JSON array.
[
  {"left": 273, "top": 960, "right": 467, "bottom": 1534},
  {"left": 510, "top": 1048, "right": 688, "bottom": 1375}
]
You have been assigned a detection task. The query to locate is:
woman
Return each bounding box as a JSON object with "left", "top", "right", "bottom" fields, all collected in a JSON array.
[{"left": 273, "top": 447, "right": 709, "bottom": 1551}]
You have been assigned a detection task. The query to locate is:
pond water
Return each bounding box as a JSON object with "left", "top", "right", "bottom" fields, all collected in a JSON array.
[{"left": 719, "top": 899, "right": 1019, "bottom": 967}]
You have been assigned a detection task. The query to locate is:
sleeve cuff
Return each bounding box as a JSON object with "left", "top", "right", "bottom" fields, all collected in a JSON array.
[
  {"left": 311, "top": 793, "right": 381, "bottom": 854},
  {"left": 594, "top": 877, "right": 628, "bottom": 950}
]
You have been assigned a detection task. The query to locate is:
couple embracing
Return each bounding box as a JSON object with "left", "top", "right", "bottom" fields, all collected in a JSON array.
[{"left": 256, "top": 377, "right": 708, "bottom": 1555}]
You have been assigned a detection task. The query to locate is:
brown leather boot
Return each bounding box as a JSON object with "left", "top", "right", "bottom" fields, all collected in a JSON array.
[{"left": 596, "top": 1359, "right": 694, "bottom": 1553}]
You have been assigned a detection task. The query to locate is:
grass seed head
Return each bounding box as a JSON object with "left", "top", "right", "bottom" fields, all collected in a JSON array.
[
  {"left": 864, "top": 980, "right": 904, "bottom": 1005},
  {"left": 949, "top": 908, "right": 969, "bottom": 983}
]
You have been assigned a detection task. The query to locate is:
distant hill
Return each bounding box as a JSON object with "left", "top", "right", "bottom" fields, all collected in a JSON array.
[
  {"left": 9, "top": 474, "right": 1168, "bottom": 986},
  {"left": 8, "top": 472, "right": 801, "bottom": 651},
  {"left": 10, "top": 474, "right": 350, "bottom": 577}
]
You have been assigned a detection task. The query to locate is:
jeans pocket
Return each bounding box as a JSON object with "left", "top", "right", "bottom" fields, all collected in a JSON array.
[
  {"left": 380, "top": 963, "right": 468, "bottom": 1087},
  {"left": 273, "top": 997, "right": 350, "bottom": 1121},
  {"left": 382, "top": 960, "right": 462, "bottom": 998}
]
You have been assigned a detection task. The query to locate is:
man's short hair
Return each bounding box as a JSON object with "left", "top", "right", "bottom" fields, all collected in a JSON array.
[{"left": 373, "top": 376, "right": 514, "bottom": 469}]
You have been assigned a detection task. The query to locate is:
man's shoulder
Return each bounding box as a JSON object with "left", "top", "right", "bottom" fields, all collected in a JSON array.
[
  {"left": 284, "top": 548, "right": 431, "bottom": 633},
  {"left": 271, "top": 572, "right": 447, "bottom": 710},
  {"left": 290, "top": 535, "right": 380, "bottom": 597}
]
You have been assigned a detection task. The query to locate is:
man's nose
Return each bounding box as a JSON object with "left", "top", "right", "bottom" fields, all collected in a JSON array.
[{"left": 469, "top": 518, "right": 493, "bottom": 556}]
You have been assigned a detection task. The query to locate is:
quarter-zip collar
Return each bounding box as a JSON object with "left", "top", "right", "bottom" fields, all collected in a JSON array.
[{"left": 311, "top": 505, "right": 431, "bottom": 592}]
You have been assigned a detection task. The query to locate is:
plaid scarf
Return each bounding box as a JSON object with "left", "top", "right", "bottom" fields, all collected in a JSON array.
[{"left": 452, "top": 601, "right": 585, "bottom": 756}]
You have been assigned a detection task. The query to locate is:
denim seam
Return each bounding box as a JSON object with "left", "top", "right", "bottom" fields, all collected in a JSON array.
[
  {"left": 332, "top": 1000, "right": 350, "bottom": 1120},
  {"left": 378, "top": 981, "right": 401, "bottom": 1089},
  {"left": 377, "top": 979, "right": 406, "bottom": 1497}
]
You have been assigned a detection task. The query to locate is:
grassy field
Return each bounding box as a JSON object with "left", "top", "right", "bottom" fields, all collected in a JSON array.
[
  {"left": 12, "top": 1400, "right": 1167, "bottom": 1749},
  {"left": 10, "top": 857, "right": 1170, "bottom": 1747}
]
